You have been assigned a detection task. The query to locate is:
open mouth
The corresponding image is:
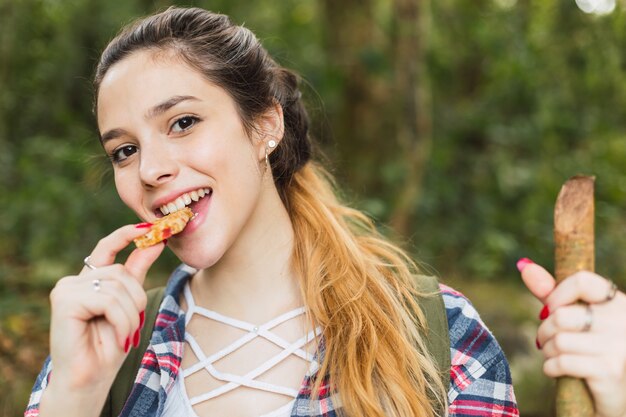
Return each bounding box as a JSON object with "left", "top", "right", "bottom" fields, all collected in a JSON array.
[{"left": 155, "top": 187, "right": 212, "bottom": 217}]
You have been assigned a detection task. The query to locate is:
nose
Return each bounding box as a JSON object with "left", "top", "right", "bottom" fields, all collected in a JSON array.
[{"left": 138, "top": 141, "right": 179, "bottom": 188}]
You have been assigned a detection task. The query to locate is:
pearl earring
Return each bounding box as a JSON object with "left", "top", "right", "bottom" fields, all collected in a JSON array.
[{"left": 265, "top": 140, "right": 277, "bottom": 169}]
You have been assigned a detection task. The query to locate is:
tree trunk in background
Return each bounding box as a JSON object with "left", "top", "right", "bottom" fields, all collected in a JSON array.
[
  {"left": 389, "top": 0, "right": 432, "bottom": 235},
  {"left": 320, "top": 0, "right": 386, "bottom": 187}
]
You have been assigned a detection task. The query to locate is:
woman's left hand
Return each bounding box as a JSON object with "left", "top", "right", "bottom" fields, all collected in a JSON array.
[{"left": 519, "top": 259, "right": 626, "bottom": 417}]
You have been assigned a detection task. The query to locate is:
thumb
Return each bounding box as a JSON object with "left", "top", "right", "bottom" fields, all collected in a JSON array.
[
  {"left": 519, "top": 259, "right": 556, "bottom": 303},
  {"left": 124, "top": 243, "right": 165, "bottom": 283}
]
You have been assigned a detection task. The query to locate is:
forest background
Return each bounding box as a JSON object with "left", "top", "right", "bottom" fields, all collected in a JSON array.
[{"left": 1, "top": 0, "right": 626, "bottom": 416}]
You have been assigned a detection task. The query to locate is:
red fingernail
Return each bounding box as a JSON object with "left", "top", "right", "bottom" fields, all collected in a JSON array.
[
  {"left": 124, "top": 337, "right": 130, "bottom": 353},
  {"left": 133, "top": 328, "right": 140, "bottom": 348},
  {"left": 139, "top": 310, "right": 145, "bottom": 329},
  {"left": 539, "top": 305, "right": 550, "bottom": 320},
  {"left": 535, "top": 337, "right": 541, "bottom": 349},
  {"left": 135, "top": 222, "right": 153, "bottom": 229},
  {"left": 516, "top": 257, "right": 534, "bottom": 272}
]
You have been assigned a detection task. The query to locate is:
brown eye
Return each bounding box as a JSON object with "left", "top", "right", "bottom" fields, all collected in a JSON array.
[
  {"left": 112, "top": 145, "right": 138, "bottom": 163},
  {"left": 171, "top": 116, "right": 199, "bottom": 133}
]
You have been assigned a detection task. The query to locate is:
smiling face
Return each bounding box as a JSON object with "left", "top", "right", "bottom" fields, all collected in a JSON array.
[{"left": 97, "top": 50, "right": 283, "bottom": 268}]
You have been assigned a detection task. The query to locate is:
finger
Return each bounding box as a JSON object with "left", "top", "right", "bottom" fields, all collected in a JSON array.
[
  {"left": 537, "top": 304, "right": 593, "bottom": 343},
  {"left": 61, "top": 271, "right": 143, "bottom": 348},
  {"left": 124, "top": 243, "right": 165, "bottom": 283},
  {"left": 104, "top": 268, "right": 149, "bottom": 315},
  {"left": 82, "top": 223, "right": 155, "bottom": 272},
  {"left": 519, "top": 260, "right": 556, "bottom": 303},
  {"left": 543, "top": 354, "right": 611, "bottom": 379},
  {"left": 92, "top": 316, "right": 120, "bottom": 357},
  {"left": 545, "top": 271, "right": 616, "bottom": 308},
  {"left": 74, "top": 265, "right": 148, "bottom": 314},
  {"left": 76, "top": 287, "right": 137, "bottom": 350},
  {"left": 99, "top": 278, "right": 143, "bottom": 331},
  {"left": 540, "top": 331, "right": 609, "bottom": 358}
]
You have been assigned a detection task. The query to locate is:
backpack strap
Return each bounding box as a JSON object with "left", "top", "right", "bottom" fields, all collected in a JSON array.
[
  {"left": 99, "top": 286, "right": 165, "bottom": 417},
  {"left": 413, "top": 275, "right": 451, "bottom": 400}
]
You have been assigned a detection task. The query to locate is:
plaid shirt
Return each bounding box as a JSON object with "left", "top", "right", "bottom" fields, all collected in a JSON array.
[{"left": 26, "top": 265, "right": 518, "bottom": 416}]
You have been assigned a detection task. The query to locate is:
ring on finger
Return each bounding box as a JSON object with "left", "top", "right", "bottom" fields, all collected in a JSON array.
[
  {"left": 581, "top": 304, "right": 593, "bottom": 332},
  {"left": 92, "top": 278, "right": 102, "bottom": 292},
  {"left": 84, "top": 255, "right": 98, "bottom": 270}
]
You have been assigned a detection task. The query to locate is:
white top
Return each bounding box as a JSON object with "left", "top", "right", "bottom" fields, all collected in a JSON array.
[
  {"left": 161, "top": 283, "right": 321, "bottom": 417},
  {"left": 162, "top": 376, "right": 296, "bottom": 417}
]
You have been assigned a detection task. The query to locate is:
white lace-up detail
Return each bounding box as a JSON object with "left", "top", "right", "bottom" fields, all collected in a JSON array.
[{"left": 176, "top": 283, "right": 321, "bottom": 416}]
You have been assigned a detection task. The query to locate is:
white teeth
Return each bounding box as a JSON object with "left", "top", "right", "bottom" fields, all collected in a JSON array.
[{"left": 158, "top": 187, "right": 211, "bottom": 215}]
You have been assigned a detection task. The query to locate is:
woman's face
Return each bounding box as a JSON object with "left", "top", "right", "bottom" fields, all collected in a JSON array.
[{"left": 97, "top": 50, "right": 279, "bottom": 268}]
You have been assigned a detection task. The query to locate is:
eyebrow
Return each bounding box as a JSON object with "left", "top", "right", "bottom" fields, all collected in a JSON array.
[
  {"left": 145, "top": 95, "right": 200, "bottom": 120},
  {"left": 100, "top": 96, "right": 200, "bottom": 145},
  {"left": 99, "top": 95, "right": 201, "bottom": 144},
  {"left": 100, "top": 128, "right": 128, "bottom": 144}
]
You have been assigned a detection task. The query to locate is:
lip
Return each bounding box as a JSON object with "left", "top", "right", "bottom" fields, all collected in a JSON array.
[
  {"left": 150, "top": 186, "right": 212, "bottom": 216},
  {"left": 177, "top": 192, "right": 211, "bottom": 237}
]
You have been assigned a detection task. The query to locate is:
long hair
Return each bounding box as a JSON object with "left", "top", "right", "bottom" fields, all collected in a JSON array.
[{"left": 94, "top": 7, "right": 446, "bottom": 416}]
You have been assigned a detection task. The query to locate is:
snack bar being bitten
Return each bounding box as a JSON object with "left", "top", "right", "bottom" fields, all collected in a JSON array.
[{"left": 134, "top": 207, "right": 194, "bottom": 248}]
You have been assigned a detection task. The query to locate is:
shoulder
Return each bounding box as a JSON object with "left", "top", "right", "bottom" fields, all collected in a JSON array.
[
  {"left": 439, "top": 284, "right": 518, "bottom": 415},
  {"left": 439, "top": 283, "right": 502, "bottom": 365}
]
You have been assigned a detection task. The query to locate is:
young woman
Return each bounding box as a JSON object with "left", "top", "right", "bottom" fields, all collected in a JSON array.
[
  {"left": 519, "top": 260, "right": 626, "bottom": 417},
  {"left": 25, "top": 7, "right": 523, "bottom": 417}
]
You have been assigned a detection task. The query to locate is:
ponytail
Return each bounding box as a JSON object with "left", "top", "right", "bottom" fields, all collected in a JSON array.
[{"left": 287, "top": 162, "right": 447, "bottom": 417}]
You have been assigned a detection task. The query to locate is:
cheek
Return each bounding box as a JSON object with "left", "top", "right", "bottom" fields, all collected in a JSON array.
[
  {"left": 114, "top": 171, "right": 140, "bottom": 210},
  {"left": 197, "top": 134, "right": 261, "bottom": 181}
]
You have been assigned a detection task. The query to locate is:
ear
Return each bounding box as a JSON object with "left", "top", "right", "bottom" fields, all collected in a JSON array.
[{"left": 254, "top": 101, "right": 284, "bottom": 162}]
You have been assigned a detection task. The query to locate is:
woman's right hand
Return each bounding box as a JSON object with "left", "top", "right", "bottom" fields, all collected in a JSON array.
[{"left": 39, "top": 224, "right": 164, "bottom": 416}]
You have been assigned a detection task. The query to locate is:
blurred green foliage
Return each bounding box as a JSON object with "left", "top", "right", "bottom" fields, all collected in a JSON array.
[{"left": 1, "top": 0, "right": 625, "bottom": 416}]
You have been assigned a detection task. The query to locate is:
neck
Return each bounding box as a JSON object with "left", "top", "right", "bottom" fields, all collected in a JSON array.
[{"left": 191, "top": 181, "right": 302, "bottom": 320}]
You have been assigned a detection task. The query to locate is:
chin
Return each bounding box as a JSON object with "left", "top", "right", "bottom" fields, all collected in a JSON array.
[{"left": 172, "top": 245, "right": 224, "bottom": 270}]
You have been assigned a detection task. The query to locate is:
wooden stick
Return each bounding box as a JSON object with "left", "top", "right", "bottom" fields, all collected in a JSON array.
[{"left": 553, "top": 175, "right": 595, "bottom": 417}]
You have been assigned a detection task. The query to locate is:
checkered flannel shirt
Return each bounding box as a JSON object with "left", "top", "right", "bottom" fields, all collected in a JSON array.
[{"left": 26, "top": 265, "right": 518, "bottom": 416}]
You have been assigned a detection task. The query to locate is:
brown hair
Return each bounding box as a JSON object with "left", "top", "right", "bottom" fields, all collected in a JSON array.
[
  {"left": 94, "top": 7, "right": 446, "bottom": 416},
  {"left": 94, "top": 8, "right": 309, "bottom": 195}
]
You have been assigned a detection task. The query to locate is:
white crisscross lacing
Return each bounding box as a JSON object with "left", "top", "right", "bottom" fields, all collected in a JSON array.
[{"left": 169, "top": 282, "right": 321, "bottom": 417}]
